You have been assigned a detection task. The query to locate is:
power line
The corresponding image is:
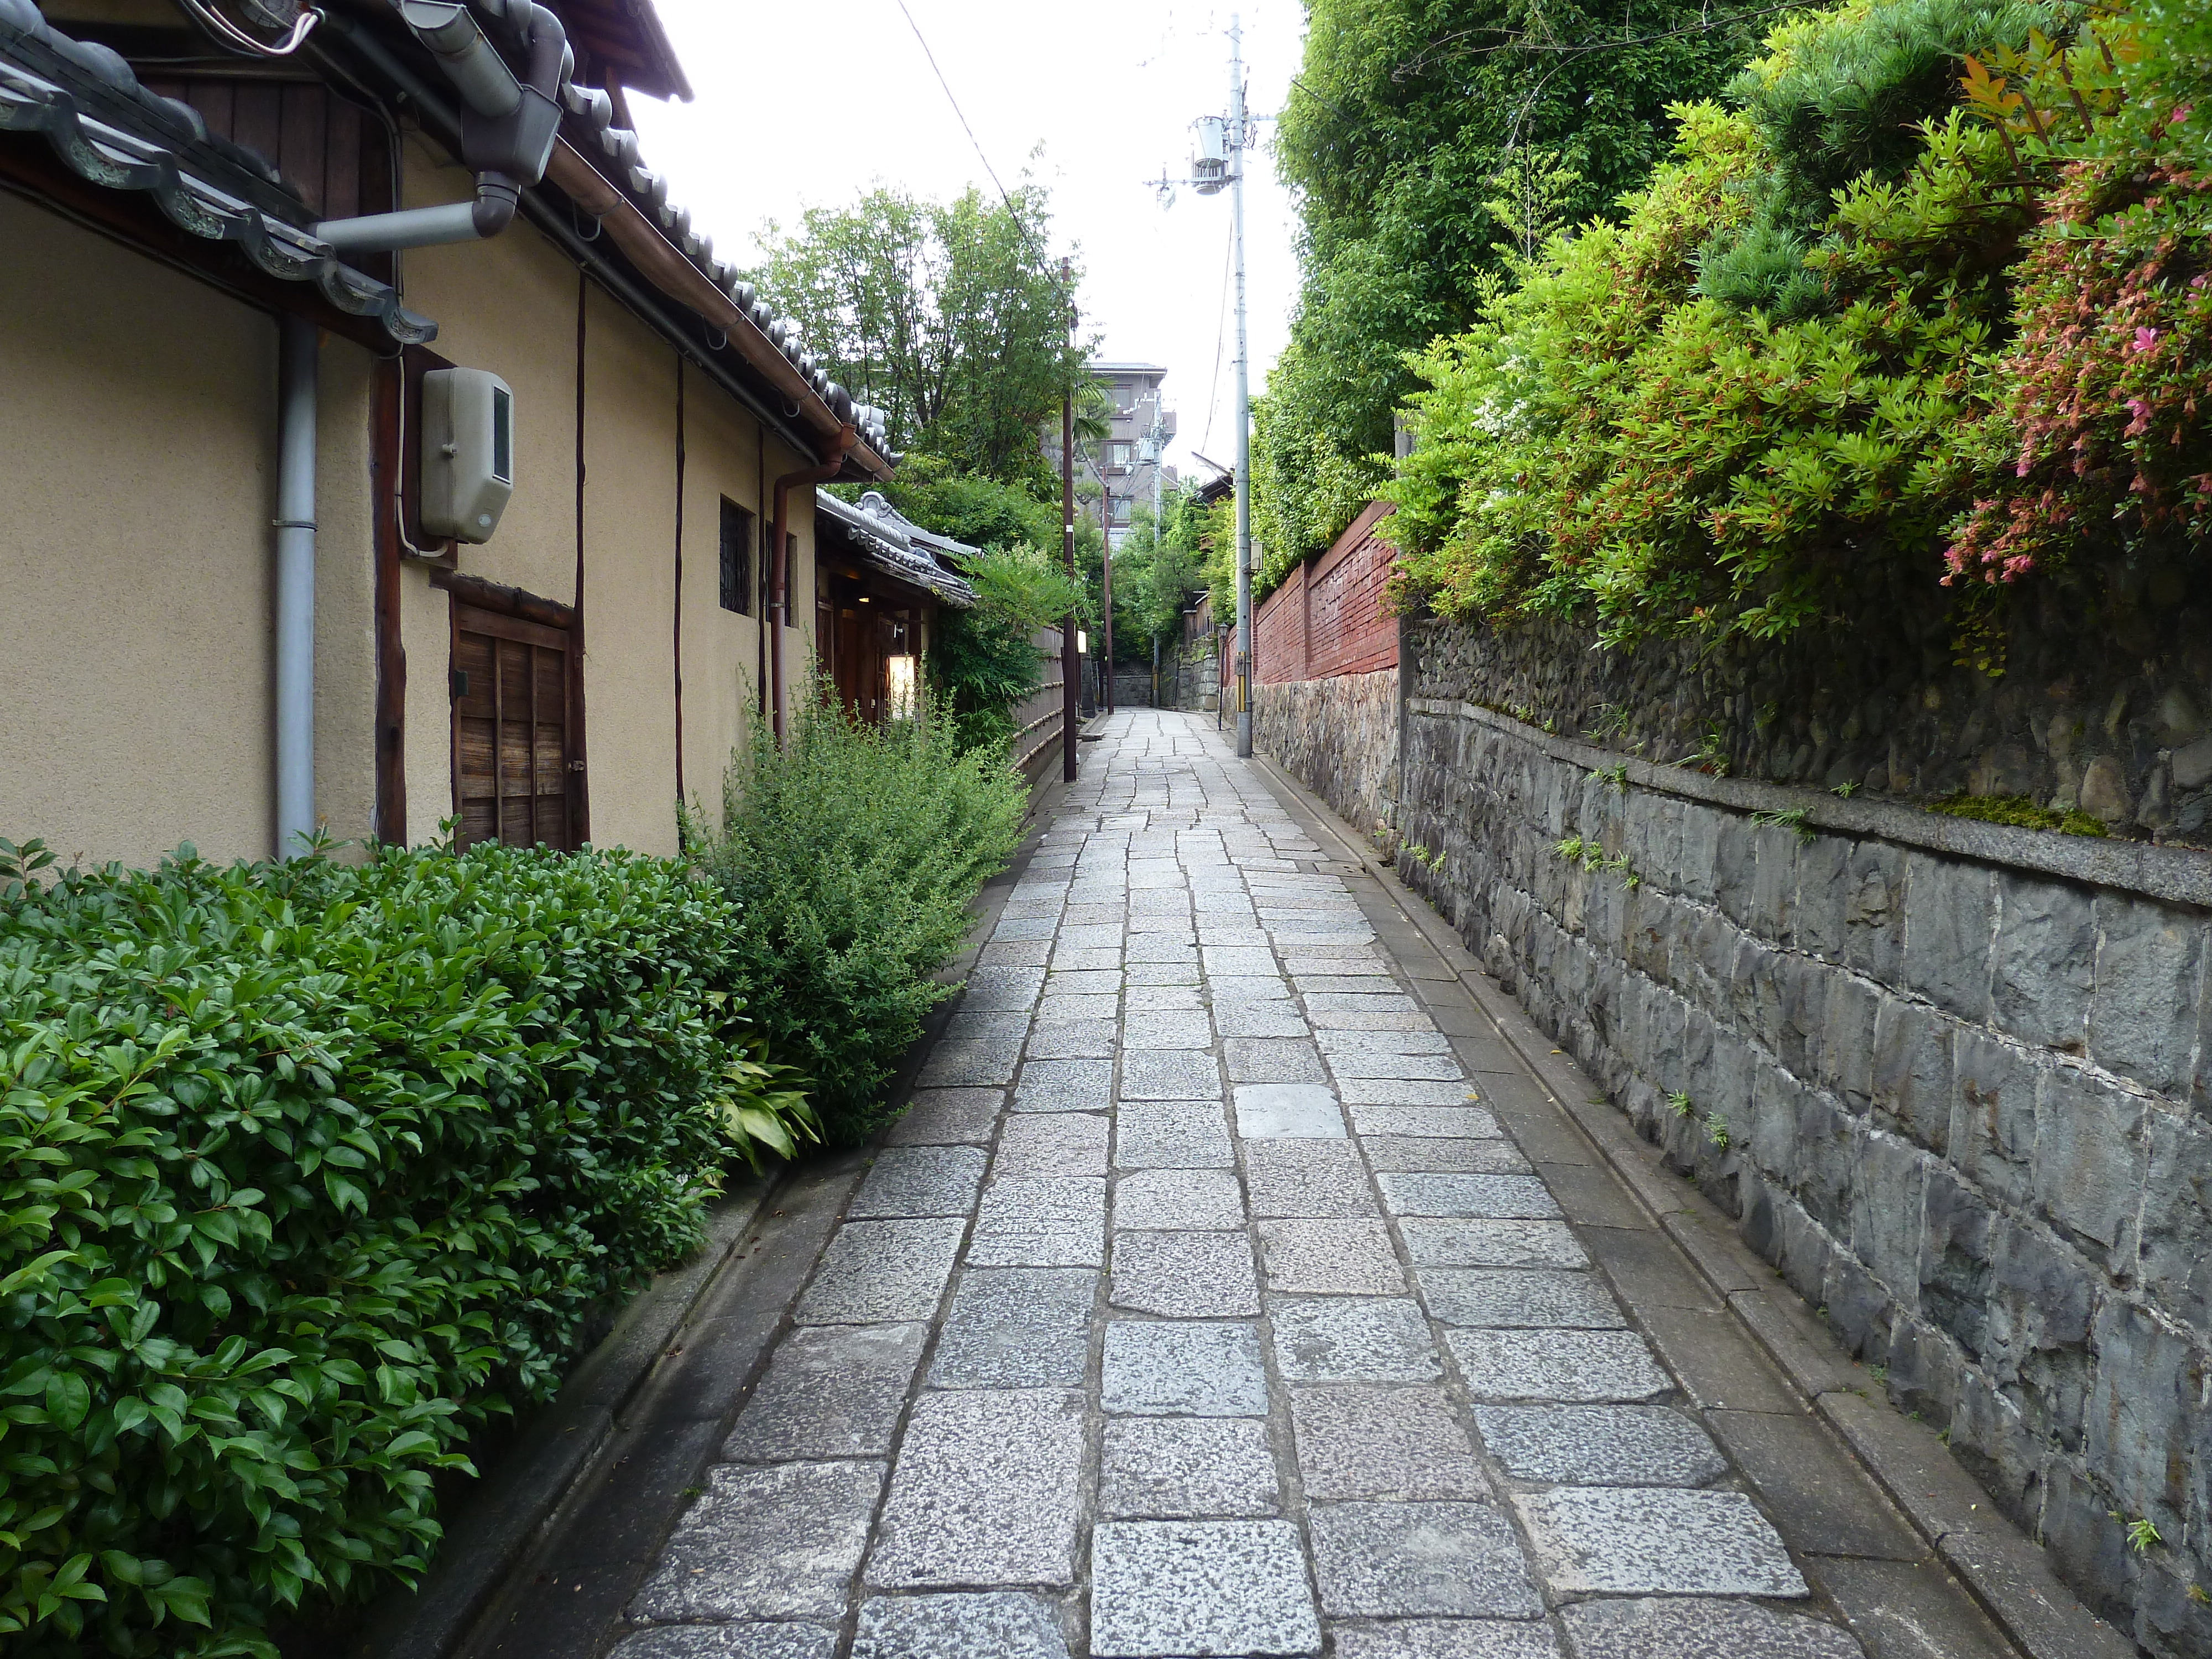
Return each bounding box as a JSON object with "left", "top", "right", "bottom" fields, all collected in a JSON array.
[
  {"left": 890, "top": 0, "right": 1053, "bottom": 271},
  {"left": 1198, "top": 214, "right": 1234, "bottom": 454}
]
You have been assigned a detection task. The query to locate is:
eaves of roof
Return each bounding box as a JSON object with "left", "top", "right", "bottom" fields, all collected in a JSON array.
[
  {"left": 0, "top": 2, "right": 432, "bottom": 346},
  {"left": 816, "top": 488, "right": 976, "bottom": 607}
]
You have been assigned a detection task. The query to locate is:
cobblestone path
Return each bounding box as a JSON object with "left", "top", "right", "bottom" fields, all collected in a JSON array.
[{"left": 609, "top": 710, "right": 1881, "bottom": 1659}]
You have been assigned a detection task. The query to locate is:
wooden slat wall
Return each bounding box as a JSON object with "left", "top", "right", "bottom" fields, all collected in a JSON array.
[{"left": 139, "top": 76, "right": 377, "bottom": 221}]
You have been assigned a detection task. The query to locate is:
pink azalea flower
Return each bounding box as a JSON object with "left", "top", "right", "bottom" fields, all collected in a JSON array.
[{"left": 2131, "top": 326, "right": 2159, "bottom": 353}]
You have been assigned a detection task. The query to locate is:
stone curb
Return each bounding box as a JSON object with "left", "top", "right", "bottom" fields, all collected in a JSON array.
[
  {"left": 1408, "top": 696, "right": 2212, "bottom": 910},
  {"left": 1250, "top": 748, "right": 2141, "bottom": 1659},
  {"left": 352, "top": 1173, "right": 780, "bottom": 1659}
]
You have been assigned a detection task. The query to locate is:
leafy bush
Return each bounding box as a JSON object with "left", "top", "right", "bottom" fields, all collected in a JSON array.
[
  {"left": 690, "top": 692, "right": 1025, "bottom": 1145},
  {"left": 0, "top": 838, "right": 811, "bottom": 1657},
  {"left": 1385, "top": 0, "right": 2211, "bottom": 652},
  {"left": 928, "top": 545, "right": 1086, "bottom": 755}
]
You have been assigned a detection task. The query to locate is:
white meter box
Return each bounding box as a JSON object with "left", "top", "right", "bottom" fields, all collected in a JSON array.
[{"left": 421, "top": 367, "right": 514, "bottom": 544}]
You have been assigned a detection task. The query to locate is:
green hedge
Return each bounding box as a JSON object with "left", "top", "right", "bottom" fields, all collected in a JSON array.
[
  {"left": 690, "top": 690, "right": 1026, "bottom": 1145},
  {"left": 0, "top": 838, "right": 810, "bottom": 1658}
]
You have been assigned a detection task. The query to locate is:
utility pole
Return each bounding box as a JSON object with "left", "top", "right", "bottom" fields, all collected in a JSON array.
[
  {"left": 1149, "top": 13, "right": 1251, "bottom": 750},
  {"left": 1102, "top": 427, "right": 1115, "bottom": 716},
  {"left": 1229, "top": 13, "right": 1253, "bottom": 759},
  {"left": 1062, "top": 257, "right": 1079, "bottom": 783}
]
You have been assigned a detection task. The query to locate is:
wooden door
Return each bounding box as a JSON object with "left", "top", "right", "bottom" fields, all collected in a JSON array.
[{"left": 452, "top": 602, "right": 576, "bottom": 851}]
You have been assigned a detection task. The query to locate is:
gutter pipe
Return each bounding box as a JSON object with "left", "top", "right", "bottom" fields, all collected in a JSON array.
[
  {"left": 275, "top": 313, "right": 320, "bottom": 856},
  {"left": 769, "top": 426, "right": 856, "bottom": 747},
  {"left": 270, "top": 1, "right": 566, "bottom": 855}
]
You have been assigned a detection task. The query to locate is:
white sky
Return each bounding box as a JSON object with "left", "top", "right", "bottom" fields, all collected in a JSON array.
[{"left": 628, "top": 0, "right": 1307, "bottom": 482}]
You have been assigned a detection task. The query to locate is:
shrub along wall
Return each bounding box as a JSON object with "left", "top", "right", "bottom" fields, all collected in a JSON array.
[
  {"left": 1390, "top": 639, "right": 2212, "bottom": 1657},
  {"left": 0, "top": 842, "right": 808, "bottom": 1659}
]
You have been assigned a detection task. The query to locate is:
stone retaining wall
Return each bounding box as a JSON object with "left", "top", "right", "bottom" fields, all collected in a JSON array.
[
  {"left": 1253, "top": 667, "right": 1400, "bottom": 850},
  {"left": 1394, "top": 676, "right": 2212, "bottom": 1657}
]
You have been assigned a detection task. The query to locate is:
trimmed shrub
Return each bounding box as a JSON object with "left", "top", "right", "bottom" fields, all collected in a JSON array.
[
  {"left": 690, "top": 691, "right": 1026, "bottom": 1145},
  {"left": 0, "top": 838, "right": 810, "bottom": 1658}
]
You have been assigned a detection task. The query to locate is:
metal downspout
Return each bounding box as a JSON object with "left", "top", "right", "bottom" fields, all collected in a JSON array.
[{"left": 275, "top": 314, "right": 320, "bottom": 857}]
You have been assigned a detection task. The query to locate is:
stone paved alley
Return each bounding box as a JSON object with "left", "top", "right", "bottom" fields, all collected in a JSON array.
[{"left": 577, "top": 710, "right": 2027, "bottom": 1659}]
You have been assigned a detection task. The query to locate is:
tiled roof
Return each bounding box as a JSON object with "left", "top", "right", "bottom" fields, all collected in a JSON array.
[
  {"left": 0, "top": 0, "right": 435, "bottom": 345},
  {"left": 816, "top": 489, "right": 977, "bottom": 607}
]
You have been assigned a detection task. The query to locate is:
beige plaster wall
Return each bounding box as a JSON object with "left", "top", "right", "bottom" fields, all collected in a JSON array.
[
  {"left": 579, "top": 283, "right": 680, "bottom": 856},
  {"left": 678, "top": 374, "right": 766, "bottom": 828},
  {"left": 0, "top": 192, "right": 377, "bottom": 869},
  {"left": 387, "top": 135, "right": 830, "bottom": 853}
]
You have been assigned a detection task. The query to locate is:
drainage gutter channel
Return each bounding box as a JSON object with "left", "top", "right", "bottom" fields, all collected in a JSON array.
[{"left": 1247, "top": 748, "right": 2138, "bottom": 1659}]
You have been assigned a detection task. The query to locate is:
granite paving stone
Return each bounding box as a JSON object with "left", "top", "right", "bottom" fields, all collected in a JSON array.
[
  {"left": 1111, "top": 1229, "right": 1261, "bottom": 1316},
  {"left": 797, "top": 1219, "right": 966, "bottom": 1324},
  {"left": 848, "top": 1146, "right": 989, "bottom": 1219},
  {"left": 632, "top": 1460, "right": 883, "bottom": 1620},
  {"left": 852, "top": 1592, "right": 1073, "bottom": 1659},
  {"left": 1416, "top": 1268, "right": 1626, "bottom": 1329},
  {"left": 1379, "top": 1173, "right": 1563, "bottom": 1218},
  {"left": 1243, "top": 1139, "right": 1380, "bottom": 1217},
  {"left": 607, "top": 713, "right": 1980, "bottom": 1659},
  {"left": 1089, "top": 1520, "right": 1321, "bottom": 1657},
  {"left": 1340, "top": 1079, "right": 1490, "bottom": 1107},
  {"left": 967, "top": 1176, "right": 1108, "bottom": 1269},
  {"left": 1447, "top": 1329, "right": 1673, "bottom": 1402},
  {"left": 917, "top": 1040, "right": 1022, "bottom": 1088},
  {"left": 930, "top": 1269, "right": 1097, "bottom": 1389},
  {"left": 1122, "top": 1009, "right": 1214, "bottom": 1048},
  {"left": 1401, "top": 1219, "right": 1590, "bottom": 1268},
  {"left": 1013, "top": 1060, "right": 1117, "bottom": 1112},
  {"left": 1215, "top": 1004, "right": 1315, "bottom": 1038},
  {"left": 1363, "top": 1138, "right": 1529, "bottom": 1174},
  {"left": 1102, "top": 1319, "right": 1270, "bottom": 1415},
  {"left": 1472, "top": 1404, "right": 1729, "bottom": 1486},
  {"left": 1330, "top": 1624, "right": 1561, "bottom": 1659},
  {"left": 1022, "top": 1019, "right": 1120, "bottom": 1060},
  {"left": 1557, "top": 1599, "right": 1864, "bottom": 1659},
  {"left": 1115, "top": 1100, "right": 1234, "bottom": 1168},
  {"left": 1235, "top": 1083, "right": 1348, "bottom": 1138},
  {"left": 724, "top": 1322, "right": 927, "bottom": 1460},
  {"left": 1269, "top": 1297, "right": 1442, "bottom": 1383},
  {"left": 1113, "top": 1166, "right": 1247, "bottom": 1230},
  {"left": 868, "top": 1390, "right": 1086, "bottom": 1588},
  {"left": 1350, "top": 1105, "right": 1503, "bottom": 1139},
  {"left": 1225, "top": 1039, "right": 1329, "bottom": 1083},
  {"left": 1099, "top": 1417, "right": 1281, "bottom": 1517},
  {"left": 1118, "top": 1048, "right": 1222, "bottom": 1099},
  {"left": 1308, "top": 1502, "right": 1544, "bottom": 1618},
  {"left": 994, "top": 1113, "right": 1111, "bottom": 1177},
  {"left": 1291, "top": 1385, "right": 1491, "bottom": 1501},
  {"left": 1511, "top": 1488, "right": 1809, "bottom": 1597},
  {"left": 886, "top": 1088, "right": 1004, "bottom": 1146},
  {"left": 607, "top": 1628, "right": 837, "bottom": 1659}
]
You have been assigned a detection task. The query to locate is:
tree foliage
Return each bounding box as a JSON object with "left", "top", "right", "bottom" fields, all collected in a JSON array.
[
  {"left": 1382, "top": 0, "right": 2211, "bottom": 653},
  {"left": 749, "top": 184, "right": 1091, "bottom": 488},
  {"left": 1258, "top": 0, "right": 1769, "bottom": 566}
]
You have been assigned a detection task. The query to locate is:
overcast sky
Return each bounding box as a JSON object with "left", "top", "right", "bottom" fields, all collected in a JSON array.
[{"left": 628, "top": 0, "right": 1307, "bottom": 482}]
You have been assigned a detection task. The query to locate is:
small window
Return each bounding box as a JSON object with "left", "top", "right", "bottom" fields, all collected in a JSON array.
[
  {"left": 1111, "top": 497, "right": 1133, "bottom": 526},
  {"left": 719, "top": 499, "right": 753, "bottom": 614},
  {"left": 1110, "top": 440, "right": 1134, "bottom": 469}
]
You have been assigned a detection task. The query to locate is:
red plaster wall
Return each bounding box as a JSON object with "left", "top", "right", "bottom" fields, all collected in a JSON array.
[{"left": 1255, "top": 502, "right": 1398, "bottom": 686}]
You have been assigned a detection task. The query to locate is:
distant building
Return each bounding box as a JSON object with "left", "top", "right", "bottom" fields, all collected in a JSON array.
[{"left": 1092, "top": 362, "right": 1177, "bottom": 550}]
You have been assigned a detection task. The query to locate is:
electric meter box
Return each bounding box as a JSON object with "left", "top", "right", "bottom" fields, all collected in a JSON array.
[{"left": 421, "top": 367, "right": 514, "bottom": 544}]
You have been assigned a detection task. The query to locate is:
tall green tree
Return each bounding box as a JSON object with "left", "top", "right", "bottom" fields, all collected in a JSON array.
[
  {"left": 1259, "top": 0, "right": 1768, "bottom": 566},
  {"left": 749, "top": 184, "right": 1091, "bottom": 488}
]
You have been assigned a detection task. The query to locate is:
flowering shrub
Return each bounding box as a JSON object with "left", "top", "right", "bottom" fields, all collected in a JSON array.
[{"left": 1386, "top": 0, "right": 2210, "bottom": 646}]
